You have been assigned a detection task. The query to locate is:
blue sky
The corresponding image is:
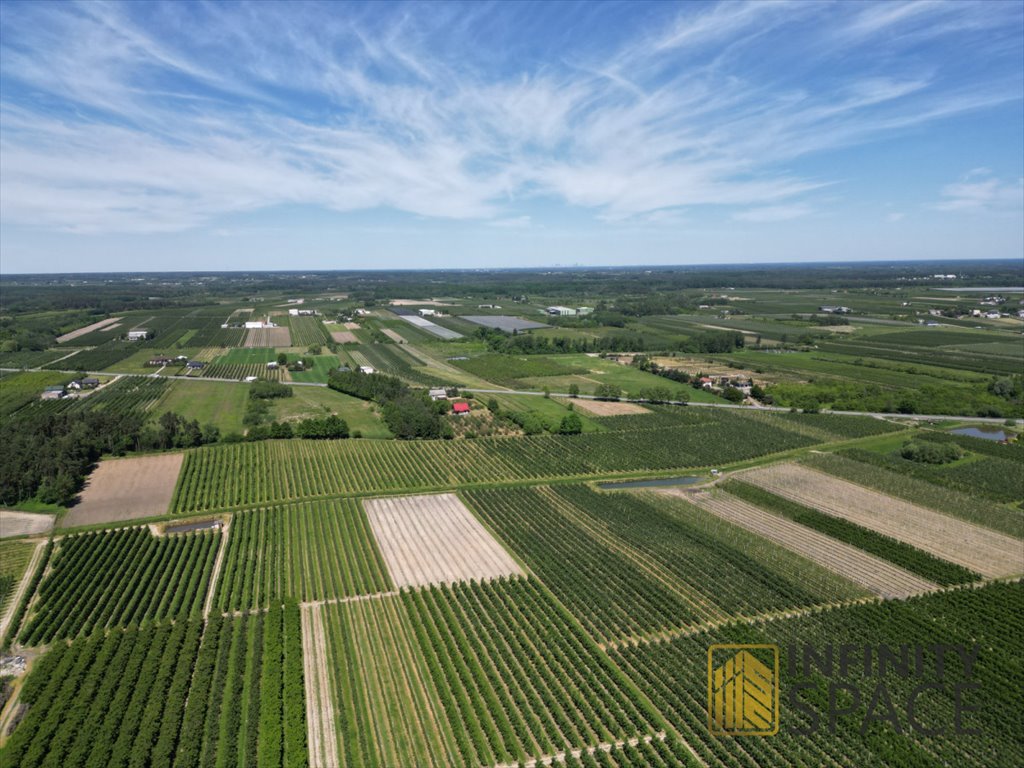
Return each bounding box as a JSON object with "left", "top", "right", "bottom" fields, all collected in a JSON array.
[{"left": 1, "top": 0, "right": 1021, "bottom": 272}]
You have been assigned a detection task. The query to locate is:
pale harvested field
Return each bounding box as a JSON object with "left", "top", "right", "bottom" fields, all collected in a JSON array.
[
  {"left": 571, "top": 398, "right": 650, "bottom": 416},
  {"left": 330, "top": 331, "right": 358, "bottom": 344},
  {"left": 741, "top": 463, "right": 1024, "bottom": 578},
  {"left": 364, "top": 493, "right": 522, "bottom": 587},
  {"left": 56, "top": 317, "right": 122, "bottom": 343},
  {"left": 243, "top": 326, "right": 291, "bottom": 347},
  {"left": 302, "top": 604, "right": 340, "bottom": 768},
  {"left": 380, "top": 328, "right": 407, "bottom": 343},
  {"left": 343, "top": 322, "right": 360, "bottom": 330},
  {"left": 389, "top": 299, "right": 452, "bottom": 306},
  {"left": 60, "top": 453, "right": 185, "bottom": 528},
  {"left": 685, "top": 490, "right": 937, "bottom": 598},
  {"left": 0, "top": 511, "right": 54, "bottom": 539}
]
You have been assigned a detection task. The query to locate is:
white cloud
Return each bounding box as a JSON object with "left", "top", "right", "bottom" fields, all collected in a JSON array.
[
  {"left": 932, "top": 169, "right": 1023, "bottom": 213},
  {"left": 733, "top": 204, "right": 813, "bottom": 223},
  {"left": 0, "top": 1, "right": 1020, "bottom": 234}
]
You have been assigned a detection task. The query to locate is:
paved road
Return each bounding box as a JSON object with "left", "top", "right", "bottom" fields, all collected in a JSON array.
[{"left": 5, "top": 367, "right": 1020, "bottom": 425}]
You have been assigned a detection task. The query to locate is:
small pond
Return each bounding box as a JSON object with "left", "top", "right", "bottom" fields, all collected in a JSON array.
[
  {"left": 598, "top": 476, "right": 702, "bottom": 490},
  {"left": 950, "top": 427, "right": 1010, "bottom": 442}
]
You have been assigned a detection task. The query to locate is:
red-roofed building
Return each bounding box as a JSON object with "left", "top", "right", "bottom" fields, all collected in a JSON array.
[{"left": 452, "top": 401, "right": 471, "bottom": 415}]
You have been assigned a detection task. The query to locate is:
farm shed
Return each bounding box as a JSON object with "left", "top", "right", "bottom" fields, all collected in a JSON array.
[
  {"left": 186, "top": 361, "right": 205, "bottom": 370},
  {"left": 41, "top": 385, "right": 65, "bottom": 400},
  {"left": 452, "top": 402, "right": 471, "bottom": 414},
  {"left": 127, "top": 329, "right": 150, "bottom": 340},
  {"left": 429, "top": 388, "right": 447, "bottom": 400}
]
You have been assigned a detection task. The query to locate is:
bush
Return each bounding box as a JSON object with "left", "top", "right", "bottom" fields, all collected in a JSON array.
[{"left": 900, "top": 440, "right": 964, "bottom": 464}]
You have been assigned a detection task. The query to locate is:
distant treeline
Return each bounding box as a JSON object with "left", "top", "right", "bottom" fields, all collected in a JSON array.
[{"left": 476, "top": 326, "right": 744, "bottom": 355}]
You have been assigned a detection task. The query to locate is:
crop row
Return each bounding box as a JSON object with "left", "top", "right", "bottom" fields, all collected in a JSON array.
[
  {"left": 1, "top": 604, "right": 307, "bottom": 768},
  {"left": 804, "top": 452, "right": 1024, "bottom": 538},
  {"left": 175, "top": 604, "right": 307, "bottom": 768},
  {"left": 16, "top": 527, "right": 219, "bottom": 646},
  {"left": 201, "top": 362, "right": 286, "bottom": 381},
  {"left": 322, "top": 577, "right": 664, "bottom": 768},
  {"left": 286, "top": 316, "right": 331, "bottom": 347},
  {"left": 463, "top": 487, "right": 699, "bottom": 643},
  {"left": 551, "top": 486, "right": 867, "bottom": 625},
  {"left": 611, "top": 581, "right": 1024, "bottom": 768},
  {"left": 22, "top": 376, "right": 171, "bottom": 419},
  {"left": 172, "top": 410, "right": 819, "bottom": 512},
  {"left": 722, "top": 480, "right": 980, "bottom": 585},
  {"left": 1, "top": 620, "right": 204, "bottom": 768},
  {"left": 0, "top": 540, "right": 35, "bottom": 615},
  {"left": 214, "top": 499, "right": 393, "bottom": 612},
  {"left": 354, "top": 342, "right": 440, "bottom": 386},
  {"left": 839, "top": 446, "right": 1023, "bottom": 504}
]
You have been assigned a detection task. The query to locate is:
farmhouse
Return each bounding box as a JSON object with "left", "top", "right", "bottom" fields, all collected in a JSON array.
[
  {"left": 546, "top": 306, "right": 577, "bottom": 316},
  {"left": 429, "top": 388, "right": 447, "bottom": 400},
  {"left": 359, "top": 365, "right": 376, "bottom": 374},
  {"left": 41, "top": 385, "right": 65, "bottom": 400},
  {"left": 266, "top": 361, "right": 279, "bottom": 369},
  {"left": 127, "top": 329, "right": 150, "bottom": 340},
  {"left": 186, "top": 361, "right": 205, "bottom": 370},
  {"left": 452, "top": 401, "right": 471, "bottom": 415},
  {"left": 68, "top": 377, "right": 99, "bottom": 390},
  {"left": 148, "top": 356, "right": 172, "bottom": 366}
]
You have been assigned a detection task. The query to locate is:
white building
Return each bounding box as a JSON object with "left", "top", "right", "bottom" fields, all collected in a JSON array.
[
  {"left": 359, "top": 365, "right": 376, "bottom": 374},
  {"left": 418, "top": 308, "right": 437, "bottom": 317},
  {"left": 127, "top": 329, "right": 149, "bottom": 340},
  {"left": 429, "top": 388, "right": 447, "bottom": 400},
  {"left": 546, "top": 306, "right": 577, "bottom": 316}
]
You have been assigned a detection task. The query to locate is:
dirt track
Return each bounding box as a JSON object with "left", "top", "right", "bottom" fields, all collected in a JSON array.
[
  {"left": 0, "top": 511, "right": 54, "bottom": 539},
  {"left": 56, "top": 317, "right": 122, "bottom": 343},
  {"left": 60, "top": 453, "right": 184, "bottom": 528},
  {"left": 740, "top": 463, "right": 1024, "bottom": 578},
  {"left": 684, "top": 490, "right": 937, "bottom": 598},
  {"left": 570, "top": 399, "right": 650, "bottom": 416},
  {"left": 364, "top": 493, "right": 522, "bottom": 588},
  {"left": 301, "top": 604, "right": 340, "bottom": 768}
]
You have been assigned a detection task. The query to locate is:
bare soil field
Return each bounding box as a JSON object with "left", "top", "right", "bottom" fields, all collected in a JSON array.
[
  {"left": 56, "top": 317, "right": 122, "bottom": 343},
  {"left": 330, "top": 331, "right": 358, "bottom": 344},
  {"left": 60, "top": 453, "right": 185, "bottom": 528},
  {"left": 302, "top": 604, "right": 340, "bottom": 768},
  {"left": 380, "top": 328, "right": 407, "bottom": 343},
  {"left": 740, "top": 463, "right": 1024, "bottom": 578},
  {"left": 364, "top": 493, "right": 522, "bottom": 587},
  {"left": 571, "top": 399, "right": 650, "bottom": 416},
  {"left": 243, "top": 326, "right": 291, "bottom": 347},
  {"left": 0, "top": 511, "right": 54, "bottom": 539},
  {"left": 683, "top": 490, "right": 936, "bottom": 598},
  {"left": 343, "top": 322, "right": 360, "bottom": 330}
]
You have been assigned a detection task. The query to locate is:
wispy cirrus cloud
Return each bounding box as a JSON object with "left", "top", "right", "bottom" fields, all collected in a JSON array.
[
  {"left": 932, "top": 169, "right": 1024, "bottom": 213},
  {"left": 0, "top": 0, "right": 1021, "bottom": 235}
]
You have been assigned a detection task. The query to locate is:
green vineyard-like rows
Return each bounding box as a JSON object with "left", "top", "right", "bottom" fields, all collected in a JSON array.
[
  {"left": 0, "top": 605, "right": 306, "bottom": 768},
  {"left": 172, "top": 410, "right": 821, "bottom": 512},
  {"left": 214, "top": 499, "right": 393, "bottom": 612},
  {"left": 286, "top": 316, "right": 331, "bottom": 347},
  {"left": 323, "top": 577, "right": 666, "bottom": 768},
  {"left": 201, "top": 362, "right": 286, "bottom": 381},
  {"left": 611, "top": 581, "right": 1024, "bottom": 768},
  {"left": 17, "top": 527, "right": 219, "bottom": 645},
  {"left": 466, "top": 486, "right": 865, "bottom": 644}
]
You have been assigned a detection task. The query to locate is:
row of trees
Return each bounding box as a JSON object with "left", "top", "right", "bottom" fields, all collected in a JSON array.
[{"left": 328, "top": 368, "right": 444, "bottom": 439}]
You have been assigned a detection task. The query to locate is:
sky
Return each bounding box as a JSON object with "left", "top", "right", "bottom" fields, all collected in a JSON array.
[{"left": 1, "top": 0, "right": 1022, "bottom": 273}]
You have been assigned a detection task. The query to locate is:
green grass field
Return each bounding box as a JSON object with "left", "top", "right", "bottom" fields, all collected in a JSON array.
[
  {"left": 271, "top": 386, "right": 393, "bottom": 438},
  {"left": 151, "top": 379, "right": 250, "bottom": 434}
]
